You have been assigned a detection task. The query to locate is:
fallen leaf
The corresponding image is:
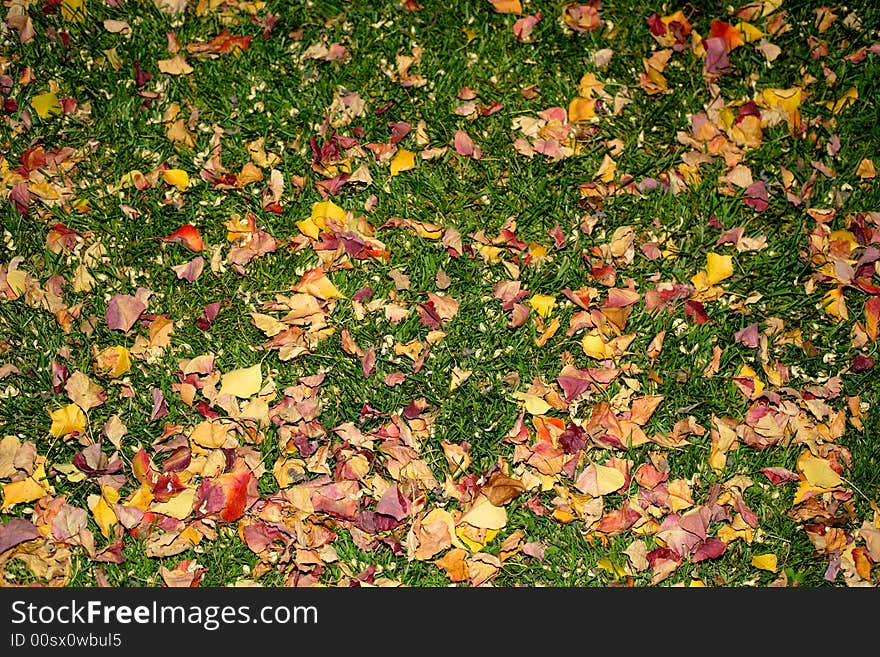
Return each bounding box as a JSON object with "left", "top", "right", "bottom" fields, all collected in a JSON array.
[
  {"left": 2, "top": 476, "right": 49, "bottom": 511},
  {"left": 158, "top": 55, "right": 194, "bottom": 75},
  {"left": 797, "top": 451, "right": 842, "bottom": 488},
  {"left": 706, "top": 252, "right": 734, "bottom": 284},
  {"left": 513, "top": 391, "right": 552, "bottom": 415},
  {"left": 162, "top": 168, "right": 190, "bottom": 191},
  {"left": 93, "top": 345, "right": 131, "bottom": 378},
  {"left": 0, "top": 518, "right": 41, "bottom": 554},
  {"left": 389, "top": 148, "right": 416, "bottom": 176},
  {"left": 64, "top": 371, "right": 106, "bottom": 411},
  {"left": 751, "top": 553, "right": 778, "bottom": 572},
  {"left": 49, "top": 403, "right": 87, "bottom": 437},
  {"left": 528, "top": 294, "right": 555, "bottom": 318},
  {"left": 171, "top": 256, "right": 205, "bottom": 282},
  {"left": 87, "top": 485, "right": 120, "bottom": 538},
  {"left": 162, "top": 224, "right": 204, "bottom": 252},
  {"left": 459, "top": 494, "right": 507, "bottom": 530},
  {"left": 488, "top": 0, "right": 521, "bottom": 13},
  {"left": 219, "top": 364, "right": 263, "bottom": 399},
  {"left": 31, "top": 92, "right": 62, "bottom": 118},
  {"left": 105, "top": 294, "right": 146, "bottom": 332}
]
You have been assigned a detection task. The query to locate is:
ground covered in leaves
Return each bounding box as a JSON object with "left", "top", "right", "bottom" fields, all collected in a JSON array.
[{"left": 1, "top": 0, "right": 879, "bottom": 588}]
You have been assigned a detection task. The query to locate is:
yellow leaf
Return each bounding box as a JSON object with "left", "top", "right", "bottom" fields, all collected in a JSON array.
[
  {"left": 219, "top": 364, "right": 262, "bottom": 399},
  {"left": 824, "top": 87, "right": 857, "bottom": 115},
  {"left": 127, "top": 483, "right": 154, "bottom": 511},
  {"left": 54, "top": 462, "right": 88, "bottom": 483},
  {"left": 162, "top": 168, "right": 190, "bottom": 191},
  {"left": 762, "top": 87, "right": 802, "bottom": 113},
  {"left": 1, "top": 477, "right": 48, "bottom": 510},
  {"left": 31, "top": 92, "right": 62, "bottom": 119},
  {"left": 737, "top": 21, "right": 764, "bottom": 42},
  {"left": 150, "top": 487, "right": 196, "bottom": 519},
  {"left": 596, "top": 557, "right": 627, "bottom": 577},
  {"left": 735, "top": 364, "right": 765, "bottom": 397},
  {"left": 568, "top": 96, "right": 596, "bottom": 123},
  {"left": 459, "top": 494, "right": 507, "bottom": 530},
  {"left": 295, "top": 217, "right": 321, "bottom": 239},
  {"left": 103, "top": 47, "right": 123, "bottom": 71},
  {"left": 309, "top": 200, "right": 346, "bottom": 231},
  {"left": 450, "top": 366, "right": 472, "bottom": 391},
  {"left": 535, "top": 316, "right": 560, "bottom": 348},
  {"left": 705, "top": 252, "right": 733, "bottom": 284},
  {"left": 294, "top": 268, "right": 344, "bottom": 300},
  {"left": 578, "top": 72, "right": 606, "bottom": 99},
  {"left": 797, "top": 451, "right": 842, "bottom": 488},
  {"left": 190, "top": 419, "right": 231, "bottom": 449},
  {"left": 389, "top": 148, "right": 416, "bottom": 176},
  {"left": 61, "top": 0, "right": 87, "bottom": 21},
  {"left": 582, "top": 330, "right": 614, "bottom": 360},
  {"left": 793, "top": 479, "right": 827, "bottom": 505},
  {"left": 751, "top": 553, "right": 778, "bottom": 572},
  {"left": 594, "top": 463, "right": 626, "bottom": 495},
  {"left": 822, "top": 286, "right": 848, "bottom": 321},
  {"left": 594, "top": 154, "right": 617, "bottom": 183},
  {"left": 512, "top": 391, "right": 552, "bottom": 416},
  {"left": 528, "top": 294, "right": 555, "bottom": 318},
  {"left": 87, "top": 485, "right": 120, "bottom": 538},
  {"left": 455, "top": 526, "right": 498, "bottom": 552},
  {"left": 49, "top": 403, "right": 86, "bottom": 438},
  {"left": 475, "top": 244, "right": 502, "bottom": 263},
  {"left": 93, "top": 345, "right": 131, "bottom": 378},
  {"left": 250, "top": 312, "right": 288, "bottom": 337},
  {"left": 528, "top": 242, "right": 548, "bottom": 260}
]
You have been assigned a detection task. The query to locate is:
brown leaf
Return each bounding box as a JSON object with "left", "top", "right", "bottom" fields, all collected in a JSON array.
[{"left": 482, "top": 472, "right": 525, "bottom": 506}]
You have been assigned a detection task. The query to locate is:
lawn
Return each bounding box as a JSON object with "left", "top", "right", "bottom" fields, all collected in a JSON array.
[{"left": 1, "top": 0, "right": 879, "bottom": 588}]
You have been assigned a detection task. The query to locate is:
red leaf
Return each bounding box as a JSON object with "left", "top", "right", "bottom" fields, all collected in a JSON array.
[
  {"left": 684, "top": 300, "right": 709, "bottom": 325},
  {"left": 692, "top": 537, "right": 726, "bottom": 562},
  {"left": 760, "top": 466, "right": 799, "bottom": 485},
  {"left": 162, "top": 223, "right": 204, "bottom": 252}
]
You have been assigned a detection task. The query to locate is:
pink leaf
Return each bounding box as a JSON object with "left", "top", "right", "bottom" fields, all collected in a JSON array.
[
  {"left": 375, "top": 484, "right": 410, "bottom": 521},
  {"left": 0, "top": 518, "right": 40, "bottom": 554},
  {"left": 150, "top": 388, "right": 168, "bottom": 421},
  {"left": 453, "top": 130, "right": 482, "bottom": 159},
  {"left": 513, "top": 12, "right": 541, "bottom": 42},
  {"left": 703, "top": 37, "right": 730, "bottom": 75},
  {"left": 105, "top": 294, "right": 147, "bottom": 332},
  {"left": 522, "top": 541, "right": 546, "bottom": 559},
  {"left": 171, "top": 256, "right": 205, "bottom": 282},
  {"left": 733, "top": 323, "right": 760, "bottom": 348}
]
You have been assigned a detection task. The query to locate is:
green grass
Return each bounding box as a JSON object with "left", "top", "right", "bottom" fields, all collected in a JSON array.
[{"left": 1, "top": 0, "right": 879, "bottom": 588}]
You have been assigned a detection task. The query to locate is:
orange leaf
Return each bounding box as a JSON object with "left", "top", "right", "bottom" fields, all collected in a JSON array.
[
  {"left": 865, "top": 296, "right": 880, "bottom": 341},
  {"left": 709, "top": 20, "right": 744, "bottom": 51},
  {"left": 217, "top": 469, "right": 255, "bottom": 522},
  {"left": 435, "top": 547, "right": 469, "bottom": 581},
  {"left": 488, "top": 0, "right": 521, "bottom": 14}
]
